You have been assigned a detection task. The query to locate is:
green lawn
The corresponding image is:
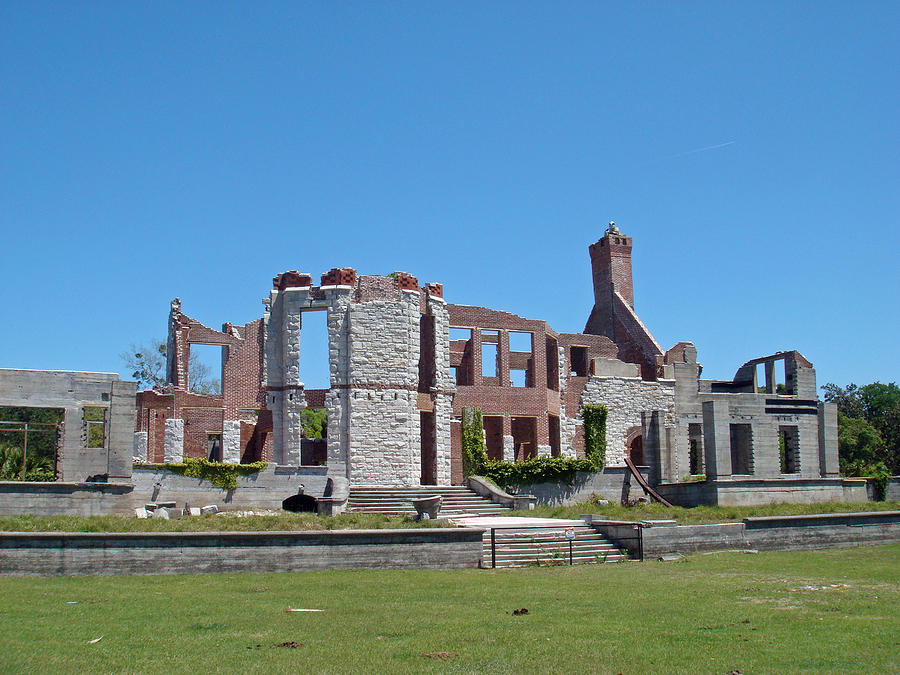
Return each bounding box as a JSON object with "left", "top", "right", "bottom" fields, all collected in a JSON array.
[
  {"left": 1, "top": 545, "right": 897, "bottom": 674},
  {"left": 515, "top": 500, "right": 900, "bottom": 525}
]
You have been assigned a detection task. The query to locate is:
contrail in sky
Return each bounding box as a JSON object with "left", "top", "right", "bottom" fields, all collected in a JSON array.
[{"left": 668, "top": 140, "right": 736, "bottom": 159}]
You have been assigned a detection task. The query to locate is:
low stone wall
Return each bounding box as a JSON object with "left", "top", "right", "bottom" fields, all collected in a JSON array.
[
  {"left": 592, "top": 510, "right": 900, "bottom": 559},
  {"left": 655, "top": 477, "right": 868, "bottom": 507},
  {"left": 0, "top": 527, "right": 485, "bottom": 577},
  {"left": 130, "top": 464, "right": 333, "bottom": 511},
  {"left": 0, "top": 482, "right": 134, "bottom": 517},
  {"left": 864, "top": 477, "right": 900, "bottom": 501},
  {"left": 516, "top": 468, "right": 647, "bottom": 506},
  {"left": 0, "top": 465, "right": 338, "bottom": 517}
]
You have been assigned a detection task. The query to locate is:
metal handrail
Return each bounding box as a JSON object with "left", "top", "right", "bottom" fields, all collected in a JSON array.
[{"left": 488, "top": 524, "right": 585, "bottom": 568}]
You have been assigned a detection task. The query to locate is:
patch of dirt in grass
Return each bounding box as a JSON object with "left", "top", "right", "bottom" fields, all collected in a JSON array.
[
  {"left": 277, "top": 641, "right": 302, "bottom": 648},
  {"left": 421, "top": 652, "right": 456, "bottom": 660}
]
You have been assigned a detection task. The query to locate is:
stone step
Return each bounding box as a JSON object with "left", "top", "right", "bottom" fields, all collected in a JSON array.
[{"left": 348, "top": 485, "right": 511, "bottom": 517}]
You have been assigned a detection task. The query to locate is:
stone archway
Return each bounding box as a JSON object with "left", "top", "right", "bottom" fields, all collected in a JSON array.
[{"left": 625, "top": 426, "right": 644, "bottom": 466}]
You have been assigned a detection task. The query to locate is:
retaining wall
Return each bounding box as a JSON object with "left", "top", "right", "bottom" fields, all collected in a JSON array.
[
  {"left": 519, "top": 468, "right": 647, "bottom": 506},
  {"left": 0, "top": 465, "right": 335, "bottom": 517},
  {"left": 0, "top": 527, "right": 485, "bottom": 577},
  {"left": 592, "top": 510, "right": 900, "bottom": 559}
]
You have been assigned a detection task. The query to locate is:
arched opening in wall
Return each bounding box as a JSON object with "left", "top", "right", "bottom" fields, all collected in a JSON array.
[
  {"left": 282, "top": 494, "right": 318, "bottom": 512},
  {"left": 626, "top": 427, "right": 644, "bottom": 466}
]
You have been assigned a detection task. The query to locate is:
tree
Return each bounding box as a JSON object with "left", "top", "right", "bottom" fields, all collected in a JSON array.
[
  {"left": 121, "top": 339, "right": 221, "bottom": 394},
  {"left": 300, "top": 408, "right": 327, "bottom": 439},
  {"left": 822, "top": 381, "right": 900, "bottom": 475}
]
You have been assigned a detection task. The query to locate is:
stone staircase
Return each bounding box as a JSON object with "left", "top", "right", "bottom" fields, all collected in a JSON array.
[
  {"left": 482, "top": 524, "right": 627, "bottom": 568},
  {"left": 347, "top": 485, "right": 512, "bottom": 517}
]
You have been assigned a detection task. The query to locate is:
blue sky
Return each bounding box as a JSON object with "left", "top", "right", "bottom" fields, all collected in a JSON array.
[{"left": 2, "top": 2, "right": 897, "bottom": 391}]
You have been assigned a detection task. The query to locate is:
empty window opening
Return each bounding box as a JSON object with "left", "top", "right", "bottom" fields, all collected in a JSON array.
[
  {"left": 755, "top": 363, "right": 769, "bottom": 393},
  {"left": 546, "top": 337, "right": 559, "bottom": 390},
  {"left": 418, "top": 314, "right": 436, "bottom": 393},
  {"left": 188, "top": 344, "right": 223, "bottom": 395},
  {"left": 511, "top": 416, "right": 537, "bottom": 461},
  {"left": 451, "top": 366, "right": 460, "bottom": 384},
  {"left": 570, "top": 346, "right": 588, "bottom": 376},
  {"left": 729, "top": 424, "right": 754, "bottom": 475},
  {"left": 483, "top": 416, "right": 504, "bottom": 460},
  {"left": 548, "top": 414, "right": 561, "bottom": 456},
  {"left": 298, "top": 309, "right": 330, "bottom": 390},
  {"left": 83, "top": 407, "right": 106, "bottom": 449},
  {"left": 779, "top": 426, "right": 800, "bottom": 474},
  {"left": 420, "top": 411, "right": 437, "bottom": 485},
  {"left": 688, "top": 423, "right": 704, "bottom": 475},
  {"left": 508, "top": 331, "right": 532, "bottom": 353},
  {"left": 775, "top": 359, "right": 788, "bottom": 394},
  {"left": 449, "top": 327, "right": 472, "bottom": 342},
  {"left": 0, "top": 406, "right": 62, "bottom": 481},
  {"left": 481, "top": 331, "right": 499, "bottom": 380},
  {"left": 510, "top": 369, "right": 527, "bottom": 387},
  {"left": 207, "top": 433, "right": 222, "bottom": 462}
]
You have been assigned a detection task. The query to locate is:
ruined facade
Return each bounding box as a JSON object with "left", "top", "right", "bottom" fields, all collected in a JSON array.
[
  {"left": 0, "top": 369, "right": 135, "bottom": 482},
  {"left": 133, "top": 223, "right": 842, "bottom": 505}
]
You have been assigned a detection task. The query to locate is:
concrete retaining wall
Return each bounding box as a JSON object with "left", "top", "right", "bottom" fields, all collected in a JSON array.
[
  {"left": 0, "top": 465, "right": 337, "bottom": 517},
  {"left": 0, "top": 527, "right": 485, "bottom": 577},
  {"left": 0, "top": 482, "right": 134, "bottom": 517},
  {"left": 592, "top": 510, "right": 900, "bottom": 559},
  {"left": 518, "top": 468, "right": 648, "bottom": 506},
  {"left": 655, "top": 477, "right": 868, "bottom": 507}
]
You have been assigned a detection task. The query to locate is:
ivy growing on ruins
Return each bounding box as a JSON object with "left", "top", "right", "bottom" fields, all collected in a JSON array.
[
  {"left": 460, "top": 407, "right": 487, "bottom": 477},
  {"left": 135, "top": 458, "right": 268, "bottom": 490},
  {"left": 460, "top": 404, "right": 608, "bottom": 489},
  {"left": 580, "top": 404, "right": 608, "bottom": 470}
]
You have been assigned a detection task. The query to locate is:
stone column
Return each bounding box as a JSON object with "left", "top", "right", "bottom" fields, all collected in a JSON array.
[
  {"left": 222, "top": 420, "right": 241, "bottom": 463},
  {"left": 702, "top": 400, "right": 731, "bottom": 479},
  {"left": 641, "top": 410, "right": 665, "bottom": 486},
  {"left": 133, "top": 431, "right": 148, "bottom": 462},
  {"left": 163, "top": 418, "right": 184, "bottom": 463},
  {"left": 818, "top": 401, "right": 840, "bottom": 477}
]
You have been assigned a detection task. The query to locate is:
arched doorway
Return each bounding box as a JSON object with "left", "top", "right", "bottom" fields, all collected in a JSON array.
[{"left": 625, "top": 426, "right": 644, "bottom": 466}]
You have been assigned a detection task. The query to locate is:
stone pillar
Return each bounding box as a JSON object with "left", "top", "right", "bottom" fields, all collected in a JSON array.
[
  {"left": 163, "top": 418, "right": 184, "bottom": 463},
  {"left": 427, "top": 289, "right": 454, "bottom": 485},
  {"left": 133, "top": 431, "right": 148, "bottom": 462},
  {"left": 222, "top": 420, "right": 241, "bottom": 464},
  {"left": 702, "top": 400, "right": 731, "bottom": 479},
  {"left": 641, "top": 410, "right": 665, "bottom": 486},
  {"left": 537, "top": 444, "right": 552, "bottom": 458},
  {"left": 502, "top": 435, "right": 515, "bottom": 462},
  {"left": 818, "top": 401, "right": 840, "bottom": 477}
]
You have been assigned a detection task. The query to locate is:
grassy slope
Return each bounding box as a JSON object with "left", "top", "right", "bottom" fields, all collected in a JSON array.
[
  {"left": 514, "top": 500, "right": 900, "bottom": 525},
  {"left": 0, "top": 512, "right": 451, "bottom": 532},
  {"left": 1, "top": 545, "right": 897, "bottom": 674}
]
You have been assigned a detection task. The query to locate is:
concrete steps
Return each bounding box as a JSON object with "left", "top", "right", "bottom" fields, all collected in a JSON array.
[
  {"left": 482, "top": 525, "right": 627, "bottom": 567},
  {"left": 347, "top": 486, "right": 512, "bottom": 517}
]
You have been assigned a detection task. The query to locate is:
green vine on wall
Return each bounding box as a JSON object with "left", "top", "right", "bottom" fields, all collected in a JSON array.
[
  {"left": 581, "top": 404, "right": 608, "bottom": 471},
  {"left": 461, "top": 407, "right": 487, "bottom": 477},
  {"left": 134, "top": 458, "right": 268, "bottom": 490}
]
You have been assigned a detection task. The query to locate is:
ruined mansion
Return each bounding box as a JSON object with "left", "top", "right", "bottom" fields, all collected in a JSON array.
[{"left": 123, "top": 224, "right": 844, "bottom": 506}]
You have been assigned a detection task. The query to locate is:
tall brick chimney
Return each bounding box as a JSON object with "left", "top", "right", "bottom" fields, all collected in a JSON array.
[{"left": 585, "top": 222, "right": 634, "bottom": 338}]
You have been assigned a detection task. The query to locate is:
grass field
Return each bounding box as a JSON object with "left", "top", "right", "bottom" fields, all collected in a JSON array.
[
  {"left": 516, "top": 500, "right": 900, "bottom": 525},
  {"left": 1, "top": 545, "right": 897, "bottom": 674}
]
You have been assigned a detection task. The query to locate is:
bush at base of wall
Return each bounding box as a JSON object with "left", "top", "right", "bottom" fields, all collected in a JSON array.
[
  {"left": 134, "top": 458, "right": 268, "bottom": 490},
  {"left": 462, "top": 404, "right": 608, "bottom": 490}
]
